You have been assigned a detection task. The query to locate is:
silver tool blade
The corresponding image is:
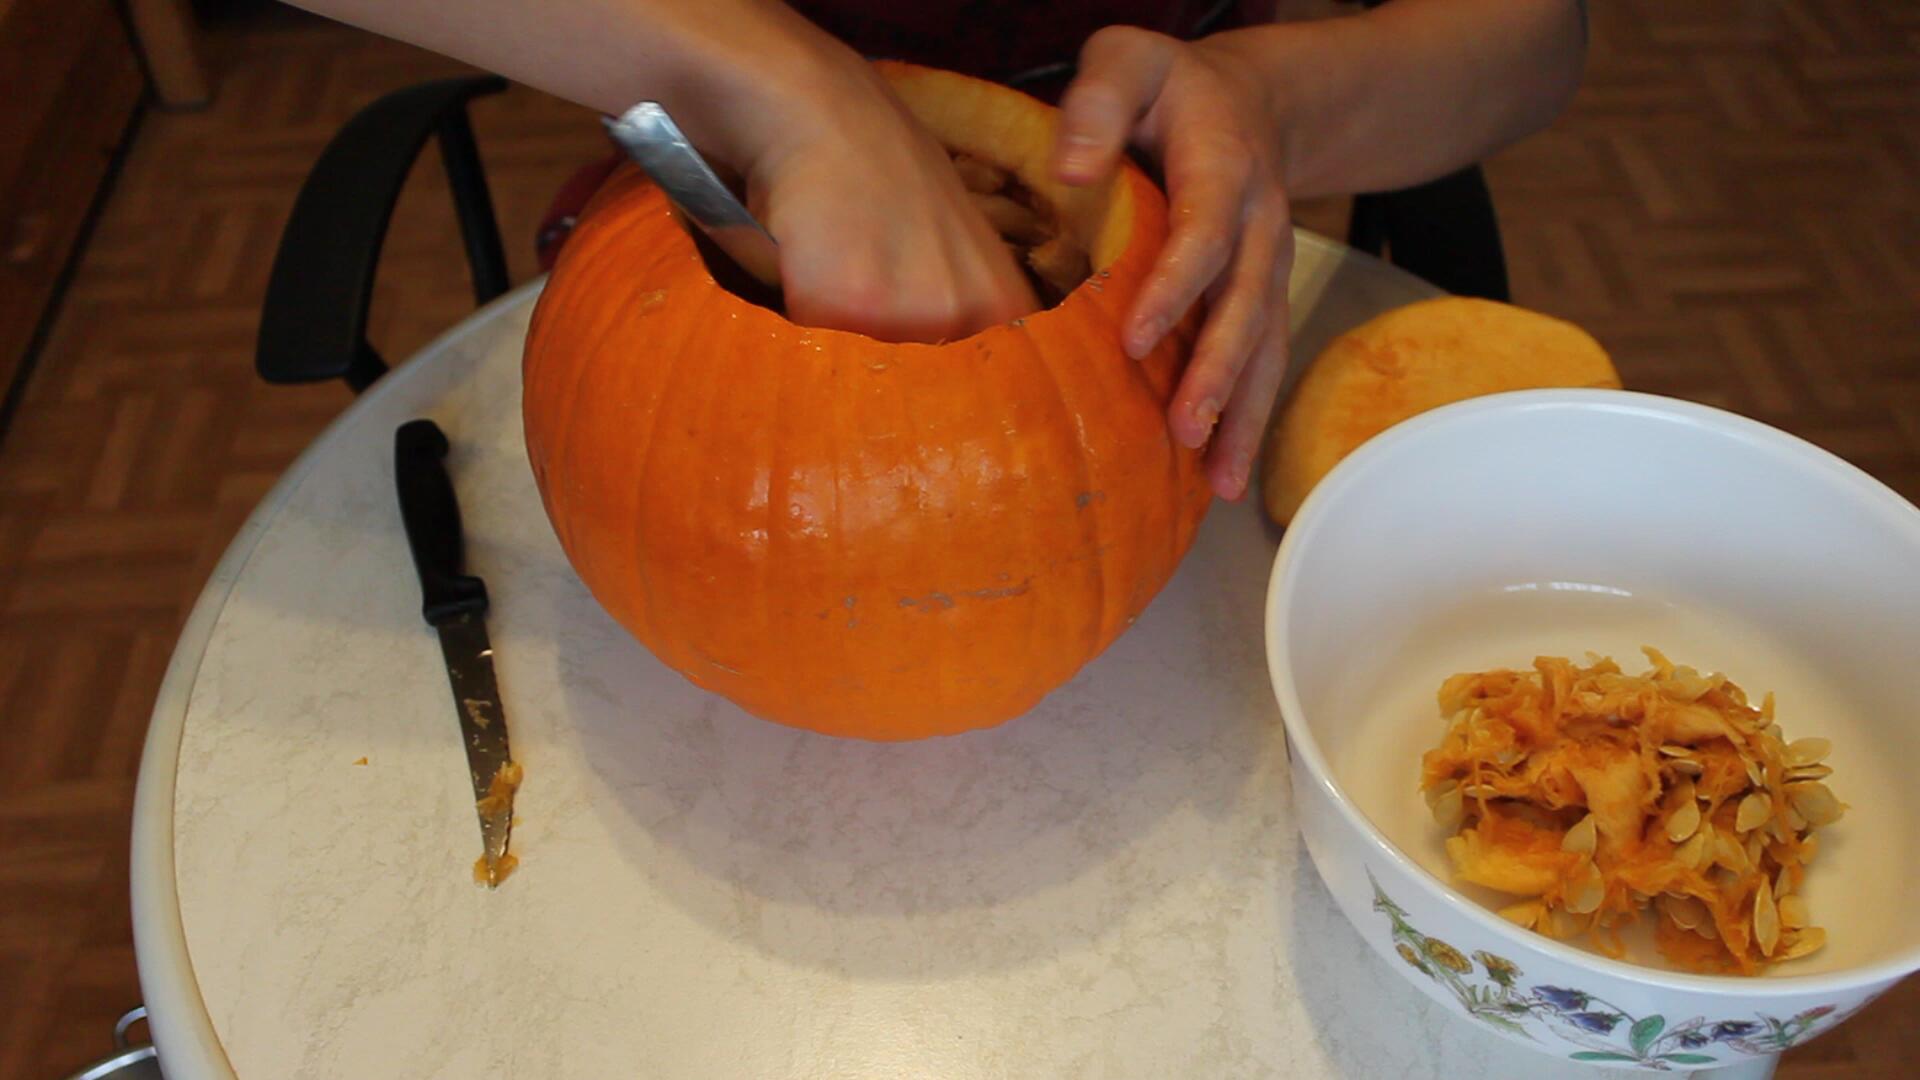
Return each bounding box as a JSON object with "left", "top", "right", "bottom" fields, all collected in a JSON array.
[
  {"left": 435, "top": 611, "right": 516, "bottom": 887},
  {"left": 602, "top": 101, "right": 782, "bottom": 287}
]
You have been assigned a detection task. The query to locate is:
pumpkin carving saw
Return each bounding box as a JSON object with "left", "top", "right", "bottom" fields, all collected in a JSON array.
[{"left": 523, "top": 62, "right": 1211, "bottom": 739}]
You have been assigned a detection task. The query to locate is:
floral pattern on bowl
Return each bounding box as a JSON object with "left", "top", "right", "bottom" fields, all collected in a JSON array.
[{"left": 1370, "top": 874, "right": 1857, "bottom": 1070}]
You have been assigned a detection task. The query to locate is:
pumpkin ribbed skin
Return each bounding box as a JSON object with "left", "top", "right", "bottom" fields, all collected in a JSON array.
[{"left": 522, "top": 63, "right": 1210, "bottom": 739}]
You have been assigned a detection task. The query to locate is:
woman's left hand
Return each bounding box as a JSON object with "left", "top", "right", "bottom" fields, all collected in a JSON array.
[{"left": 1052, "top": 27, "right": 1293, "bottom": 502}]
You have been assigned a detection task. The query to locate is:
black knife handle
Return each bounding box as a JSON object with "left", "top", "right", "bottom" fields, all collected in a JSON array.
[{"left": 394, "top": 419, "right": 489, "bottom": 625}]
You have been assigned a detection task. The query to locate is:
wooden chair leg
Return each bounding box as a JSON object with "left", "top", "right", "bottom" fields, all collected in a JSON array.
[{"left": 125, "top": 0, "right": 211, "bottom": 109}]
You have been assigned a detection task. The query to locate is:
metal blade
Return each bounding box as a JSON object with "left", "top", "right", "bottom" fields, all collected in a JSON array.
[
  {"left": 602, "top": 102, "right": 781, "bottom": 288},
  {"left": 435, "top": 612, "right": 516, "bottom": 886}
]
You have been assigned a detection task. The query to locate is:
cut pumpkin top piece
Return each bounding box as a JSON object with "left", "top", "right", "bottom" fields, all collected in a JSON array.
[{"left": 1260, "top": 297, "right": 1621, "bottom": 527}]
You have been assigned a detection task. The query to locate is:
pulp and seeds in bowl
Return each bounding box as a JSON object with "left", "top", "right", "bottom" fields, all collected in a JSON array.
[{"left": 1420, "top": 648, "right": 1844, "bottom": 975}]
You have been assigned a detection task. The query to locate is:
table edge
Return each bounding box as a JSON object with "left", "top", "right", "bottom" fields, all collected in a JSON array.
[{"left": 128, "top": 278, "right": 550, "bottom": 1080}]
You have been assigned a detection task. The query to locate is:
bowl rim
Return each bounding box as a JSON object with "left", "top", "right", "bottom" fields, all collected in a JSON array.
[{"left": 1265, "top": 386, "right": 1920, "bottom": 996}]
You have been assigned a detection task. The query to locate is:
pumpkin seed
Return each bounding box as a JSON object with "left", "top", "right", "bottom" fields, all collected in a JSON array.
[
  {"left": 1745, "top": 757, "right": 1767, "bottom": 788},
  {"left": 1714, "top": 831, "right": 1751, "bottom": 874},
  {"left": 1666, "top": 667, "right": 1716, "bottom": 700},
  {"left": 1675, "top": 829, "right": 1712, "bottom": 871},
  {"left": 1659, "top": 892, "right": 1708, "bottom": 931},
  {"left": 1746, "top": 832, "right": 1767, "bottom": 867},
  {"left": 1430, "top": 786, "right": 1465, "bottom": 831},
  {"left": 1754, "top": 877, "right": 1781, "bottom": 956},
  {"left": 1735, "top": 791, "right": 1773, "bottom": 833},
  {"left": 1778, "top": 894, "right": 1810, "bottom": 930},
  {"left": 1461, "top": 784, "right": 1501, "bottom": 799},
  {"left": 1498, "top": 900, "right": 1546, "bottom": 929},
  {"left": 1565, "top": 858, "right": 1606, "bottom": 915},
  {"left": 1781, "top": 926, "right": 1827, "bottom": 960},
  {"left": 1774, "top": 810, "right": 1804, "bottom": 845},
  {"left": 1668, "top": 757, "right": 1706, "bottom": 776},
  {"left": 1546, "top": 906, "right": 1587, "bottom": 940},
  {"left": 1422, "top": 779, "right": 1454, "bottom": 808},
  {"left": 1666, "top": 798, "right": 1702, "bottom": 843},
  {"left": 1782, "top": 803, "right": 1807, "bottom": 832},
  {"left": 1787, "top": 763, "right": 1834, "bottom": 782},
  {"left": 1659, "top": 744, "right": 1696, "bottom": 759},
  {"left": 1787, "top": 781, "right": 1845, "bottom": 827},
  {"left": 1562, "top": 813, "right": 1598, "bottom": 855},
  {"left": 1786, "top": 737, "right": 1832, "bottom": 767}
]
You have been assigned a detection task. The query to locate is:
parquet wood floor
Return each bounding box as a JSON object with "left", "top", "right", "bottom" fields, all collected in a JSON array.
[{"left": 1, "top": 2, "right": 1914, "bottom": 1077}]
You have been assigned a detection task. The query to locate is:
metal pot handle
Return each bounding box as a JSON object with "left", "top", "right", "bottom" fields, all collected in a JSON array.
[{"left": 112, "top": 1007, "right": 147, "bottom": 1051}]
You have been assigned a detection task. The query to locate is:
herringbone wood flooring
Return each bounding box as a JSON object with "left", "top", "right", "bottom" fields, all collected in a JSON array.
[{"left": 2, "top": 2, "right": 1915, "bottom": 1077}]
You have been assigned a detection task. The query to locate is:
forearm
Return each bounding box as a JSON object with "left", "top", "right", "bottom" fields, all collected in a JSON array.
[
  {"left": 285, "top": 0, "right": 855, "bottom": 167},
  {"left": 1226, "top": 0, "right": 1587, "bottom": 197}
]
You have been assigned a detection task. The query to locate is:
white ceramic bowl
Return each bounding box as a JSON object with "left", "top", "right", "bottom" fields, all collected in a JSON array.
[{"left": 1266, "top": 389, "right": 1920, "bottom": 1071}]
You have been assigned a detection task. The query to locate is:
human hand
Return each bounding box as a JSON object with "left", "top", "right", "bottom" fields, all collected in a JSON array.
[
  {"left": 1052, "top": 27, "right": 1294, "bottom": 501},
  {"left": 738, "top": 56, "right": 1039, "bottom": 344}
]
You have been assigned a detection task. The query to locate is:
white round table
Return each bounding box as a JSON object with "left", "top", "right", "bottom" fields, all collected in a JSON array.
[{"left": 129, "top": 234, "right": 1643, "bottom": 1078}]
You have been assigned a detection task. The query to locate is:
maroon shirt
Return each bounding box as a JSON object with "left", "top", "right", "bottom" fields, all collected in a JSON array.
[{"left": 789, "top": 0, "right": 1242, "bottom": 97}]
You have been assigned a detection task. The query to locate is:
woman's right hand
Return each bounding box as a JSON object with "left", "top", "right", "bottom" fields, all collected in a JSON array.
[{"left": 733, "top": 55, "right": 1040, "bottom": 343}]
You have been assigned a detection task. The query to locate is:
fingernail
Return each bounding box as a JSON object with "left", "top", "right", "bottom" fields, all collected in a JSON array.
[
  {"left": 1128, "top": 318, "right": 1166, "bottom": 358},
  {"left": 1056, "top": 134, "right": 1097, "bottom": 176},
  {"left": 1178, "top": 408, "right": 1215, "bottom": 450},
  {"left": 1215, "top": 466, "right": 1247, "bottom": 501}
]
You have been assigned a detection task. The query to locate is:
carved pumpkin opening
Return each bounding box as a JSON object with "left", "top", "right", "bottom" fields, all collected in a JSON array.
[
  {"left": 682, "top": 151, "right": 1094, "bottom": 317},
  {"left": 679, "top": 63, "right": 1130, "bottom": 328},
  {"left": 890, "top": 61, "right": 1135, "bottom": 307},
  {"left": 949, "top": 150, "right": 1091, "bottom": 307}
]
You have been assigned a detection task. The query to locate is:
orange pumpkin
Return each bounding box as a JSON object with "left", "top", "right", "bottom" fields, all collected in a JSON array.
[{"left": 522, "top": 62, "right": 1210, "bottom": 740}]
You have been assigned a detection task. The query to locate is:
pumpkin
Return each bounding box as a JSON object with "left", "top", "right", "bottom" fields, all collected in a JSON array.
[
  {"left": 1260, "top": 297, "right": 1621, "bottom": 527},
  {"left": 522, "top": 62, "right": 1210, "bottom": 740}
]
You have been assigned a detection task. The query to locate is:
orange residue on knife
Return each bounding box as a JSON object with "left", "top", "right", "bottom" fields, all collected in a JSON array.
[
  {"left": 472, "top": 760, "right": 523, "bottom": 887},
  {"left": 473, "top": 852, "right": 520, "bottom": 887},
  {"left": 476, "top": 760, "right": 523, "bottom": 818}
]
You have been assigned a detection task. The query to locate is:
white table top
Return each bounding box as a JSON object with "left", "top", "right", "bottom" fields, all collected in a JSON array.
[{"left": 130, "top": 233, "right": 1632, "bottom": 1078}]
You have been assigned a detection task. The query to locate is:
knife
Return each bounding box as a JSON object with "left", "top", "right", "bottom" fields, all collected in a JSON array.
[
  {"left": 601, "top": 101, "right": 783, "bottom": 296},
  {"left": 394, "top": 418, "right": 519, "bottom": 888}
]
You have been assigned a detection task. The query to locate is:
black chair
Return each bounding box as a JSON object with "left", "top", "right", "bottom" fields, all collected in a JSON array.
[
  {"left": 256, "top": 75, "right": 509, "bottom": 393},
  {"left": 256, "top": 75, "right": 1508, "bottom": 394}
]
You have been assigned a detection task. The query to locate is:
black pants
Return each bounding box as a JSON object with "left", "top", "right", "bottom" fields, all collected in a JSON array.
[{"left": 1348, "top": 165, "right": 1511, "bottom": 302}]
